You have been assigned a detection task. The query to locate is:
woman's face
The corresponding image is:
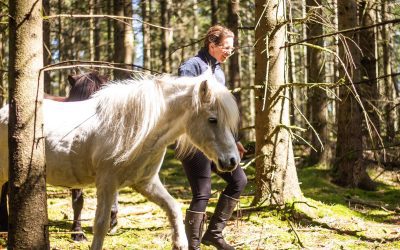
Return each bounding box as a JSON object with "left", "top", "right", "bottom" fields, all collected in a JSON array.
[{"left": 209, "top": 37, "right": 235, "bottom": 63}]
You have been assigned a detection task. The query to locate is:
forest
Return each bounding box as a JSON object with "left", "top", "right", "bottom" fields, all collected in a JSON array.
[{"left": 0, "top": 0, "right": 400, "bottom": 249}]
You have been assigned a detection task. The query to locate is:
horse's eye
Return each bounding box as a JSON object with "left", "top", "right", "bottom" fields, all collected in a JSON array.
[{"left": 208, "top": 117, "right": 218, "bottom": 124}]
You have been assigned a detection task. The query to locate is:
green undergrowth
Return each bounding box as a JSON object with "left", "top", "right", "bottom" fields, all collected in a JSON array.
[{"left": 0, "top": 150, "right": 399, "bottom": 249}]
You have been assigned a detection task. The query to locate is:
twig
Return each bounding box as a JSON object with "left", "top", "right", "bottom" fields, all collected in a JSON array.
[
  {"left": 170, "top": 38, "right": 205, "bottom": 55},
  {"left": 44, "top": 14, "right": 172, "bottom": 30},
  {"left": 232, "top": 235, "right": 271, "bottom": 247},
  {"left": 345, "top": 196, "right": 398, "bottom": 213},
  {"left": 284, "top": 18, "right": 400, "bottom": 48},
  {"left": 40, "top": 60, "right": 161, "bottom": 75},
  {"left": 49, "top": 231, "right": 85, "bottom": 235}
]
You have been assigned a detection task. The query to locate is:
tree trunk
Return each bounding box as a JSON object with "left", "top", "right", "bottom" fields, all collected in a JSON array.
[
  {"left": 57, "top": 0, "right": 65, "bottom": 96},
  {"left": 142, "top": 0, "right": 152, "bottom": 70},
  {"left": 359, "top": 1, "right": 380, "bottom": 148},
  {"left": 306, "top": 0, "right": 328, "bottom": 166},
  {"left": 89, "top": 0, "right": 96, "bottom": 61},
  {"left": 253, "top": 0, "right": 302, "bottom": 206},
  {"left": 107, "top": 0, "right": 113, "bottom": 62},
  {"left": 8, "top": 0, "right": 49, "bottom": 248},
  {"left": 211, "top": 0, "right": 218, "bottom": 25},
  {"left": 227, "top": 0, "right": 242, "bottom": 135},
  {"left": 333, "top": 0, "right": 375, "bottom": 190},
  {"left": 381, "top": 0, "right": 396, "bottom": 142},
  {"left": 160, "top": 0, "right": 171, "bottom": 73},
  {"left": 124, "top": 0, "right": 135, "bottom": 71},
  {"left": 192, "top": 0, "right": 199, "bottom": 52},
  {"left": 93, "top": 0, "right": 100, "bottom": 61},
  {"left": 240, "top": 5, "right": 255, "bottom": 142},
  {"left": 0, "top": 23, "right": 4, "bottom": 108},
  {"left": 43, "top": 0, "right": 51, "bottom": 94},
  {"left": 113, "top": 0, "right": 126, "bottom": 79}
]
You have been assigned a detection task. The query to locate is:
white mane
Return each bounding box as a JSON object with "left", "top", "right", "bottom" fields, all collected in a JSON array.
[{"left": 93, "top": 77, "right": 165, "bottom": 164}]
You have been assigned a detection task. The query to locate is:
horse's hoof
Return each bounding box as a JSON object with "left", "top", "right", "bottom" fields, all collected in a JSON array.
[
  {"left": 108, "top": 226, "right": 118, "bottom": 235},
  {"left": 172, "top": 241, "right": 188, "bottom": 250},
  {"left": 71, "top": 233, "right": 87, "bottom": 242},
  {"left": 108, "top": 220, "right": 118, "bottom": 234}
]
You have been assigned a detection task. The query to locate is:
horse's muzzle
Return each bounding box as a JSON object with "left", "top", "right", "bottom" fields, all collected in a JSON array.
[{"left": 217, "top": 157, "right": 239, "bottom": 172}]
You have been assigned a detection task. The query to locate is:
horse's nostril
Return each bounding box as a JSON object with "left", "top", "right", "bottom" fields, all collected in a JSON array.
[{"left": 230, "top": 157, "right": 237, "bottom": 167}]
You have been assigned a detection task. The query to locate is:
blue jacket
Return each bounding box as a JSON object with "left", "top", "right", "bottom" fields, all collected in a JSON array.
[{"left": 178, "top": 48, "right": 225, "bottom": 86}]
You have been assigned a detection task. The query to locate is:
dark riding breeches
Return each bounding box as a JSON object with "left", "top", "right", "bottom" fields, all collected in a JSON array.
[{"left": 181, "top": 150, "right": 247, "bottom": 212}]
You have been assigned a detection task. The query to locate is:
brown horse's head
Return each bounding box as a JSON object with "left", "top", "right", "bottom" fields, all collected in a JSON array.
[{"left": 67, "top": 71, "right": 109, "bottom": 101}]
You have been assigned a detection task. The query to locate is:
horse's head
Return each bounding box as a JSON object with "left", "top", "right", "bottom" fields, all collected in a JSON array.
[
  {"left": 67, "top": 71, "right": 109, "bottom": 101},
  {"left": 182, "top": 75, "right": 240, "bottom": 172}
]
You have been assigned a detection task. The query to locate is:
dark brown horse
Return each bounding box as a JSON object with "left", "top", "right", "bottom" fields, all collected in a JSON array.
[{"left": 0, "top": 71, "right": 116, "bottom": 241}]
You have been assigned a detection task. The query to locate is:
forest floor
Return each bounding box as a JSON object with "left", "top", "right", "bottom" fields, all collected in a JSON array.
[{"left": 0, "top": 148, "right": 399, "bottom": 249}]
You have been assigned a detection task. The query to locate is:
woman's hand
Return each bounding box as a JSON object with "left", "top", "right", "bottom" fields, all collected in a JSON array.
[{"left": 236, "top": 141, "right": 247, "bottom": 159}]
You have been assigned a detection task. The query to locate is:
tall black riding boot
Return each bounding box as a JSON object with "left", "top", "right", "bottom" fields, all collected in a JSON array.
[
  {"left": 201, "top": 194, "right": 238, "bottom": 250},
  {"left": 185, "top": 210, "right": 206, "bottom": 250}
]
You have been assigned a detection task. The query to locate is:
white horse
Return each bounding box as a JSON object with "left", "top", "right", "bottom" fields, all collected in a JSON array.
[{"left": 0, "top": 69, "right": 240, "bottom": 250}]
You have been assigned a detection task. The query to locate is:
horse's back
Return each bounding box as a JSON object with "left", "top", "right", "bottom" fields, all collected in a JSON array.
[
  {"left": 0, "top": 100, "right": 99, "bottom": 187},
  {"left": 44, "top": 99, "right": 99, "bottom": 187}
]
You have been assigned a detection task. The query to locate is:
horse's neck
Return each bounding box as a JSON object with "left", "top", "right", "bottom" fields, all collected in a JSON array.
[
  {"left": 162, "top": 81, "right": 194, "bottom": 116},
  {"left": 154, "top": 81, "right": 194, "bottom": 143}
]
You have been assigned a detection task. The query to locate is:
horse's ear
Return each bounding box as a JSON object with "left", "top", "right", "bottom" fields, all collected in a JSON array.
[
  {"left": 68, "top": 75, "right": 77, "bottom": 87},
  {"left": 199, "top": 80, "right": 211, "bottom": 104}
]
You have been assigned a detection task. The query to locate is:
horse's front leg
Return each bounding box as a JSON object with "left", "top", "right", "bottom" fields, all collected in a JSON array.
[
  {"left": 135, "top": 176, "right": 187, "bottom": 250},
  {"left": 91, "top": 179, "right": 117, "bottom": 250},
  {"left": 71, "top": 188, "right": 87, "bottom": 241},
  {"left": 109, "top": 191, "right": 118, "bottom": 234}
]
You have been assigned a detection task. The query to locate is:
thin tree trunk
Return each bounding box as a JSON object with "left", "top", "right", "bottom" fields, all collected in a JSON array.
[
  {"left": 333, "top": 0, "right": 375, "bottom": 190},
  {"left": 93, "top": 0, "right": 100, "bottom": 61},
  {"left": 43, "top": 0, "right": 51, "bottom": 94},
  {"left": 142, "top": 0, "right": 152, "bottom": 70},
  {"left": 0, "top": 23, "right": 3, "bottom": 108},
  {"left": 211, "top": 0, "right": 218, "bottom": 25},
  {"left": 113, "top": 0, "right": 126, "bottom": 79},
  {"left": 253, "top": 0, "right": 302, "bottom": 205},
  {"left": 124, "top": 0, "right": 135, "bottom": 72},
  {"left": 8, "top": 0, "right": 49, "bottom": 248},
  {"left": 160, "top": 0, "right": 171, "bottom": 73},
  {"left": 306, "top": 0, "right": 328, "bottom": 166},
  {"left": 107, "top": 0, "right": 113, "bottom": 62},
  {"left": 89, "top": 0, "right": 95, "bottom": 61},
  {"left": 241, "top": 5, "right": 255, "bottom": 142},
  {"left": 57, "top": 0, "right": 65, "bottom": 96},
  {"left": 227, "top": 0, "right": 242, "bottom": 136},
  {"left": 381, "top": 0, "right": 396, "bottom": 142},
  {"left": 359, "top": 0, "right": 380, "bottom": 149},
  {"left": 192, "top": 0, "right": 199, "bottom": 52}
]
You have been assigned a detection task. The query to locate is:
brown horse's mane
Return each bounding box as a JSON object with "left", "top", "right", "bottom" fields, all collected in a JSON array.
[{"left": 45, "top": 71, "right": 109, "bottom": 102}]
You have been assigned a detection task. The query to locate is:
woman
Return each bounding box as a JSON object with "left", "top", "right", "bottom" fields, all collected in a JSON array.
[{"left": 179, "top": 25, "right": 247, "bottom": 250}]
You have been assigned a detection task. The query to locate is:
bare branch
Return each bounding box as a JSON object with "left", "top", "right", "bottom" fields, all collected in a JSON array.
[
  {"left": 44, "top": 14, "right": 172, "bottom": 30},
  {"left": 40, "top": 60, "right": 161, "bottom": 75},
  {"left": 284, "top": 18, "right": 400, "bottom": 49}
]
